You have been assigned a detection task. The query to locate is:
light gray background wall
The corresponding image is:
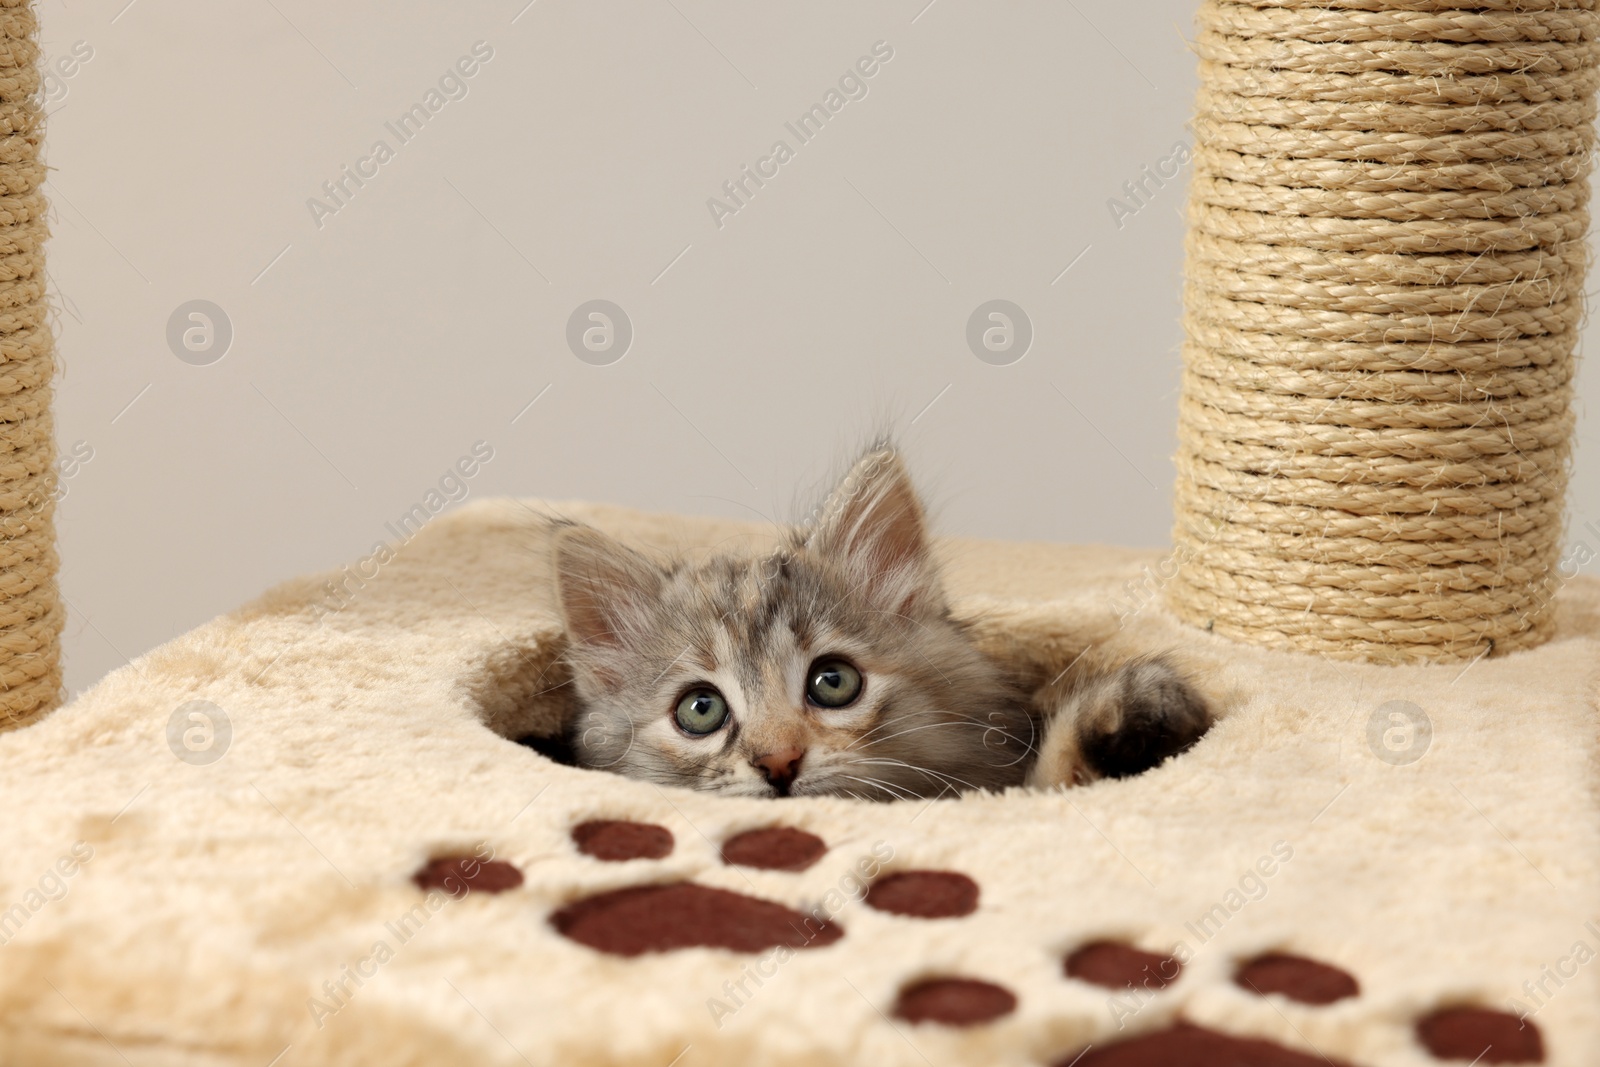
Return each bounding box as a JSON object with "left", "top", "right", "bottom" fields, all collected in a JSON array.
[{"left": 40, "top": 0, "right": 1600, "bottom": 696}]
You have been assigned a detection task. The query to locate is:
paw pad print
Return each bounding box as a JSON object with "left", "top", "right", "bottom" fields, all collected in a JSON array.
[
  {"left": 572, "top": 819, "right": 674, "bottom": 861},
  {"left": 407, "top": 846, "right": 1546, "bottom": 1059},
  {"left": 543, "top": 819, "right": 1012, "bottom": 1025},
  {"left": 1065, "top": 1021, "right": 1334, "bottom": 1066},
  {"left": 1066, "top": 941, "right": 1182, "bottom": 990},
  {"left": 411, "top": 855, "right": 524, "bottom": 897},
  {"left": 1234, "top": 951, "right": 1357, "bottom": 1005},
  {"left": 721, "top": 826, "right": 826, "bottom": 871},
  {"left": 552, "top": 820, "right": 844, "bottom": 958},
  {"left": 551, "top": 882, "right": 844, "bottom": 957},
  {"left": 1417, "top": 1007, "right": 1543, "bottom": 1064},
  {"left": 894, "top": 977, "right": 1016, "bottom": 1026},
  {"left": 1059, "top": 941, "right": 1542, "bottom": 1065},
  {"left": 863, "top": 870, "right": 978, "bottom": 918}
]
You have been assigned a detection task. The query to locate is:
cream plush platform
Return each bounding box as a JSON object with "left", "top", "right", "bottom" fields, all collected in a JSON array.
[{"left": 0, "top": 499, "right": 1595, "bottom": 1066}]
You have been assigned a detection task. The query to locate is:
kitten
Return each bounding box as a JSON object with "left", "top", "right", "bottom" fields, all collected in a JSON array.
[{"left": 550, "top": 444, "right": 1211, "bottom": 799}]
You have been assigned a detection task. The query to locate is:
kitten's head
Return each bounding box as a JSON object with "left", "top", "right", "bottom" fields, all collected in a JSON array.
[{"left": 553, "top": 446, "right": 1035, "bottom": 800}]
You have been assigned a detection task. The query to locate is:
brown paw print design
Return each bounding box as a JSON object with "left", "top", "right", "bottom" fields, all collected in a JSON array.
[
  {"left": 1060, "top": 944, "right": 1542, "bottom": 1065},
  {"left": 411, "top": 830, "right": 1545, "bottom": 1064}
]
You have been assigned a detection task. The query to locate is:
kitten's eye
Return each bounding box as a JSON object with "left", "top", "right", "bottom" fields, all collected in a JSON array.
[
  {"left": 806, "top": 658, "right": 863, "bottom": 708},
  {"left": 674, "top": 687, "right": 730, "bottom": 735}
]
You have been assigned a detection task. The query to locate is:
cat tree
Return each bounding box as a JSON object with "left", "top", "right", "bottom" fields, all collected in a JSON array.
[{"left": 0, "top": 2, "right": 1597, "bottom": 1066}]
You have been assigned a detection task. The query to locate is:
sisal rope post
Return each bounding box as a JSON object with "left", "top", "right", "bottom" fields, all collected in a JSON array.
[
  {"left": 1169, "top": 0, "right": 1599, "bottom": 665},
  {"left": 0, "top": 0, "right": 61, "bottom": 725}
]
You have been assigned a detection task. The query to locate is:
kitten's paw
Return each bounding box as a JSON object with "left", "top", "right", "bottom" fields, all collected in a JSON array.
[
  {"left": 1077, "top": 658, "right": 1211, "bottom": 780},
  {"left": 1028, "top": 656, "right": 1212, "bottom": 787}
]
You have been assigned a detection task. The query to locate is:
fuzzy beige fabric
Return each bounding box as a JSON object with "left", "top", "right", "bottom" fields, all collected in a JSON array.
[{"left": 0, "top": 499, "right": 1594, "bottom": 1066}]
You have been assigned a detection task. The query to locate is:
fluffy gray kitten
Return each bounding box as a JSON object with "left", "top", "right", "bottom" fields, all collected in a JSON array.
[{"left": 551, "top": 445, "right": 1210, "bottom": 800}]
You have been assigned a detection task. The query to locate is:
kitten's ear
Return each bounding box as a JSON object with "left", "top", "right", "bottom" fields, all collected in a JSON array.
[
  {"left": 807, "top": 446, "right": 939, "bottom": 614},
  {"left": 552, "top": 525, "right": 663, "bottom": 659}
]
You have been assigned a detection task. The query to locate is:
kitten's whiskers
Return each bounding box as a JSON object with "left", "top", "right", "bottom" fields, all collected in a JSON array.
[
  {"left": 847, "top": 716, "right": 982, "bottom": 751},
  {"left": 838, "top": 773, "right": 916, "bottom": 802},
  {"left": 841, "top": 755, "right": 980, "bottom": 797}
]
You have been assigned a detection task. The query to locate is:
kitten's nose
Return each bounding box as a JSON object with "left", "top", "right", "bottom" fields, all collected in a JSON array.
[{"left": 753, "top": 748, "right": 805, "bottom": 793}]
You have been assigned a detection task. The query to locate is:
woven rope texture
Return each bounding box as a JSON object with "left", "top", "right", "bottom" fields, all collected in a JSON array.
[
  {"left": 0, "top": 0, "right": 60, "bottom": 725},
  {"left": 1170, "top": 0, "right": 1598, "bottom": 663}
]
